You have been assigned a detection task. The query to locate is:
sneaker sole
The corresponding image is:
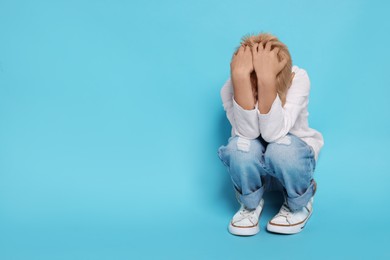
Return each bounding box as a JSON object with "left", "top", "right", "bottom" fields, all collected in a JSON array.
[
  {"left": 228, "top": 222, "right": 260, "bottom": 236},
  {"left": 266, "top": 209, "right": 313, "bottom": 235}
]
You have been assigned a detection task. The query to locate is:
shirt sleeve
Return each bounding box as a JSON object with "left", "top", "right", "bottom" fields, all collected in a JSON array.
[
  {"left": 220, "top": 77, "right": 260, "bottom": 139},
  {"left": 257, "top": 68, "right": 310, "bottom": 143}
]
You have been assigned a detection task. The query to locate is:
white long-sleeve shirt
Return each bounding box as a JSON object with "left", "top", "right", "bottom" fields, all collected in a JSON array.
[{"left": 220, "top": 65, "right": 324, "bottom": 162}]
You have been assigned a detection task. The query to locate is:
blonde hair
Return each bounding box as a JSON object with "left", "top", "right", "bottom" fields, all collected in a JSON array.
[{"left": 232, "top": 33, "right": 292, "bottom": 106}]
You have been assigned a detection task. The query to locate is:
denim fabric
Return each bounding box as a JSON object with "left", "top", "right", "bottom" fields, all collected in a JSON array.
[{"left": 218, "top": 133, "right": 316, "bottom": 211}]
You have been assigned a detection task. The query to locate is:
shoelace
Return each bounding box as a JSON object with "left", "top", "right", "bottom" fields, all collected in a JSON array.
[
  {"left": 237, "top": 207, "right": 257, "bottom": 224},
  {"left": 276, "top": 203, "right": 292, "bottom": 220}
]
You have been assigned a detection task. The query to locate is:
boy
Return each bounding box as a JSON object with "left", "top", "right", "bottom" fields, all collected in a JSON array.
[{"left": 217, "top": 33, "right": 324, "bottom": 235}]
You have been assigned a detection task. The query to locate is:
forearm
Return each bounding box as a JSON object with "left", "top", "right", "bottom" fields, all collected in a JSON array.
[
  {"left": 231, "top": 74, "right": 255, "bottom": 110},
  {"left": 256, "top": 73, "right": 308, "bottom": 143},
  {"left": 257, "top": 78, "right": 277, "bottom": 114},
  {"left": 257, "top": 79, "right": 286, "bottom": 142}
]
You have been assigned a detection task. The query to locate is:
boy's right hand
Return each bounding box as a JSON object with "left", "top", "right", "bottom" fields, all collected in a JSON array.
[
  {"left": 230, "top": 44, "right": 257, "bottom": 110},
  {"left": 230, "top": 44, "right": 254, "bottom": 80}
]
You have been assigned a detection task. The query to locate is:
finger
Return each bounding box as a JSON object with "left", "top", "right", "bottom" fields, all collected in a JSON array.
[
  {"left": 265, "top": 41, "right": 272, "bottom": 52},
  {"left": 248, "top": 37, "right": 254, "bottom": 46},
  {"left": 272, "top": 47, "right": 280, "bottom": 54},
  {"left": 278, "top": 57, "right": 288, "bottom": 71},
  {"left": 258, "top": 41, "right": 264, "bottom": 51},
  {"left": 250, "top": 43, "right": 256, "bottom": 53},
  {"left": 233, "top": 48, "right": 239, "bottom": 57},
  {"left": 237, "top": 44, "right": 245, "bottom": 54},
  {"left": 245, "top": 44, "right": 251, "bottom": 53}
]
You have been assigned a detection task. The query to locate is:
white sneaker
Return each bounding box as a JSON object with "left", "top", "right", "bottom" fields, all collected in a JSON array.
[
  {"left": 228, "top": 199, "right": 264, "bottom": 236},
  {"left": 267, "top": 197, "right": 314, "bottom": 234}
]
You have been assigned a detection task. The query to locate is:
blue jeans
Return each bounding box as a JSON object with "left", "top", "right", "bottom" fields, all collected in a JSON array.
[{"left": 218, "top": 133, "right": 316, "bottom": 212}]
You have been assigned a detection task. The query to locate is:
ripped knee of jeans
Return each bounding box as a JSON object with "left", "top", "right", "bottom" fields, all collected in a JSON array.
[{"left": 236, "top": 137, "right": 251, "bottom": 152}]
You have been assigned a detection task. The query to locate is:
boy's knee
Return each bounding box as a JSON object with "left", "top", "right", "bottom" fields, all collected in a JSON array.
[
  {"left": 264, "top": 142, "right": 291, "bottom": 167},
  {"left": 219, "top": 136, "right": 264, "bottom": 168},
  {"left": 264, "top": 139, "right": 314, "bottom": 180}
]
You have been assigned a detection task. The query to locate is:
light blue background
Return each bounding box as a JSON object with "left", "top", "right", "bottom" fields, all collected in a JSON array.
[{"left": 0, "top": 0, "right": 389, "bottom": 259}]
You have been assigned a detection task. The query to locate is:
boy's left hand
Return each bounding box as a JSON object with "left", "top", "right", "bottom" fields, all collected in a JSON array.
[{"left": 251, "top": 42, "right": 287, "bottom": 87}]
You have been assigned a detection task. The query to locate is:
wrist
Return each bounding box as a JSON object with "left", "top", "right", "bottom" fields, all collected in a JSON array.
[
  {"left": 257, "top": 77, "right": 276, "bottom": 89},
  {"left": 232, "top": 75, "right": 252, "bottom": 88},
  {"left": 231, "top": 70, "right": 251, "bottom": 81}
]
